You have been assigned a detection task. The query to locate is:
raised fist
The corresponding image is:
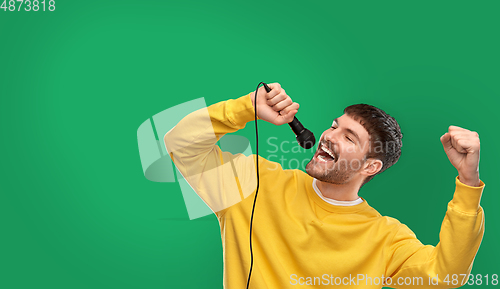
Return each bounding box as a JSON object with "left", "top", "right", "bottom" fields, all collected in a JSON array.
[{"left": 440, "top": 125, "right": 481, "bottom": 187}]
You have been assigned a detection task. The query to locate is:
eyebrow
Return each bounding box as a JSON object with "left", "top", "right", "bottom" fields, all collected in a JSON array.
[{"left": 333, "top": 118, "right": 361, "bottom": 143}]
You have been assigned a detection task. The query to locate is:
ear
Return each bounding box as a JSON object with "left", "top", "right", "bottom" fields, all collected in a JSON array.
[{"left": 361, "top": 159, "right": 383, "bottom": 176}]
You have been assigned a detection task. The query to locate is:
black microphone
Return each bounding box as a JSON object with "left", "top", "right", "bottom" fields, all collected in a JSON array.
[{"left": 263, "top": 83, "right": 316, "bottom": 149}]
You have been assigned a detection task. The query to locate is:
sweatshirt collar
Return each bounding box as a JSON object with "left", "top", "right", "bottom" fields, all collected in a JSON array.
[
  {"left": 312, "top": 178, "right": 364, "bottom": 206},
  {"left": 307, "top": 177, "right": 369, "bottom": 213}
]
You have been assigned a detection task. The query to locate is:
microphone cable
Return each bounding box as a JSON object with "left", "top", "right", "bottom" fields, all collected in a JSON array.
[{"left": 246, "top": 81, "right": 266, "bottom": 289}]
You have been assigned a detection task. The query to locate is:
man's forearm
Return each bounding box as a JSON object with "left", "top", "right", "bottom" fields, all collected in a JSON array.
[{"left": 164, "top": 93, "right": 255, "bottom": 159}]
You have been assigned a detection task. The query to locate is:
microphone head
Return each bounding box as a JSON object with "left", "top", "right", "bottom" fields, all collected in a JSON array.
[{"left": 296, "top": 129, "right": 316, "bottom": 149}]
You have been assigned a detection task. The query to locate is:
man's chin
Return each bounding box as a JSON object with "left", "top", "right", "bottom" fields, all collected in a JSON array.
[
  {"left": 305, "top": 160, "right": 351, "bottom": 185},
  {"left": 305, "top": 161, "right": 329, "bottom": 179}
]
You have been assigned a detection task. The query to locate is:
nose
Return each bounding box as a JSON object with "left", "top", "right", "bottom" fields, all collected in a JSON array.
[{"left": 323, "top": 128, "right": 340, "bottom": 144}]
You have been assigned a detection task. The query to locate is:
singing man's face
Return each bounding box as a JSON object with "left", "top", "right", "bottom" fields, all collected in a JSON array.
[{"left": 305, "top": 114, "right": 371, "bottom": 184}]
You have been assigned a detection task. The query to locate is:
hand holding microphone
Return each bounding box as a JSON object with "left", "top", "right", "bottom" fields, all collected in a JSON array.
[
  {"left": 251, "top": 82, "right": 299, "bottom": 125},
  {"left": 250, "top": 82, "right": 316, "bottom": 149}
]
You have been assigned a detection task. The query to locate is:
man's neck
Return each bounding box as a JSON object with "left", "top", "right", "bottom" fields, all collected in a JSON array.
[{"left": 316, "top": 179, "right": 361, "bottom": 201}]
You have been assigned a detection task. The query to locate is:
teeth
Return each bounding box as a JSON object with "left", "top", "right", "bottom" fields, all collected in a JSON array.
[
  {"left": 317, "top": 155, "right": 327, "bottom": 162},
  {"left": 321, "top": 144, "right": 335, "bottom": 160}
]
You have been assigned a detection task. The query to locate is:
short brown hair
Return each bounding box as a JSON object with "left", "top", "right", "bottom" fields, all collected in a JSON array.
[{"left": 344, "top": 104, "right": 403, "bottom": 187}]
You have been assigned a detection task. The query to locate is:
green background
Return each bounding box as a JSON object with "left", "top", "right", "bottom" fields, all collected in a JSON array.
[{"left": 1, "top": 0, "right": 499, "bottom": 288}]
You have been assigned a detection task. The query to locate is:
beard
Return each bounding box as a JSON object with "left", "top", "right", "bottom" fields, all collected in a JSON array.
[{"left": 305, "top": 156, "right": 365, "bottom": 185}]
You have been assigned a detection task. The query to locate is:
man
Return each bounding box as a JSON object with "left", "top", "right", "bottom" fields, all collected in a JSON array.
[{"left": 164, "top": 83, "right": 484, "bottom": 288}]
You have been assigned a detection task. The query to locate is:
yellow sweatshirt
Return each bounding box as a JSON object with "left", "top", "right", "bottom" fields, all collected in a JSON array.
[{"left": 164, "top": 93, "right": 485, "bottom": 288}]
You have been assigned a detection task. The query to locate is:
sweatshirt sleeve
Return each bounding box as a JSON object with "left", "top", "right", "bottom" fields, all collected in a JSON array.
[
  {"left": 163, "top": 92, "right": 260, "bottom": 217},
  {"left": 385, "top": 176, "right": 485, "bottom": 288}
]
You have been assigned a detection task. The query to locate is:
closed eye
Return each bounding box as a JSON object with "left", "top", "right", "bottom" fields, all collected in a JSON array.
[{"left": 331, "top": 126, "right": 354, "bottom": 143}]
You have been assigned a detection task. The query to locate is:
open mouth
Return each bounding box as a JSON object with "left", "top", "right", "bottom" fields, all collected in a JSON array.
[{"left": 314, "top": 143, "right": 336, "bottom": 163}]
